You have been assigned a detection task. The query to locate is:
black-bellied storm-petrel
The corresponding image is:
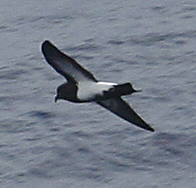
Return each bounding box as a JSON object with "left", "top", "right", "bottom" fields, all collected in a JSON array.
[{"left": 41, "top": 40, "right": 154, "bottom": 132}]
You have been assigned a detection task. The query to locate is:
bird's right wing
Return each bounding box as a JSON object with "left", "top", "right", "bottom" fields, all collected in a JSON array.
[
  {"left": 96, "top": 97, "right": 154, "bottom": 132},
  {"left": 42, "top": 40, "right": 97, "bottom": 83}
]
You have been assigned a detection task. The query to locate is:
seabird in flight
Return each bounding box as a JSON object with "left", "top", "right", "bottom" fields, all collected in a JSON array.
[{"left": 41, "top": 40, "right": 154, "bottom": 132}]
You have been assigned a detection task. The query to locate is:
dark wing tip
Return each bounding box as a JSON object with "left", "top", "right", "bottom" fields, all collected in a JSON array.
[
  {"left": 146, "top": 125, "right": 155, "bottom": 132},
  {"left": 41, "top": 40, "right": 56, "bottom": 56},
  {"left": 42, "top": 40, "right": 51, "bottom": 46}
]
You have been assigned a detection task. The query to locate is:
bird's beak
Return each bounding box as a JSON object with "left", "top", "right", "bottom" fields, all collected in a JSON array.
[{"left": 54, "top": 95, "right": 58, "bottom": 103}]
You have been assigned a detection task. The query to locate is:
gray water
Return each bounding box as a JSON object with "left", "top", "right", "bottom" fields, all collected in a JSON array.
[{"left": 1, "top": 0, "right": 196, "bottom": 187}]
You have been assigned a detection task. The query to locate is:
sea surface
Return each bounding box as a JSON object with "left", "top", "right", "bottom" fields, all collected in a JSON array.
[{"left": 0, "top": 0, "right": 196, "bottom": 187}]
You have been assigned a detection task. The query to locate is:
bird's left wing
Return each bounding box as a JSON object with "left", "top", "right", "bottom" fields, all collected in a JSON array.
[{"left": 96, "top": 97, "right": 154, "bottom": 132}]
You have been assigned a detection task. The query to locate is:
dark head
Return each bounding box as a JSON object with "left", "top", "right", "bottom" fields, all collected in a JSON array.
[{"left": 55, "top": 83, "right": 78, "bottom": 102}]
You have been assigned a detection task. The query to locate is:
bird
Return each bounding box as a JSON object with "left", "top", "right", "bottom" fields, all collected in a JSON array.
[{"left": 41, "top": 40, "right": 154, "bottom": 132}]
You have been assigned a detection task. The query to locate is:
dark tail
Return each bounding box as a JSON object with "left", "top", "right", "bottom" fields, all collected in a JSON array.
[
  {"left": 114, "top": 83, "right": 138, "bottom": 95},
  {"left": 104, "top": 83, "right": 138, "bottom": 98}
]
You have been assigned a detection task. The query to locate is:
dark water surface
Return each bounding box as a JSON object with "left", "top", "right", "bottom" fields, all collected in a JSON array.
[{"left": 0, "top": 0, "right": 196, "bottom": 187}]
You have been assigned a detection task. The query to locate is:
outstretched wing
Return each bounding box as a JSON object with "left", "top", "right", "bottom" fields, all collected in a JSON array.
[
  {"left": 96, "top": 97, "right": 154, "bottom": 132},
  {"left": 42, "top": 40, "right": 97, "bottom": 83}
]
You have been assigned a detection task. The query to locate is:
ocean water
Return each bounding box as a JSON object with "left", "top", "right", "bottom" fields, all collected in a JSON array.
[{"left": 0, "top": 0, "right": 196, "bottom": 187}]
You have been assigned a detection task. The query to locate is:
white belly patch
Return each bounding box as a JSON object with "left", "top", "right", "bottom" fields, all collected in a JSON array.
[{"left": 77, "top": 81, "right": 117, "bottom": 101}]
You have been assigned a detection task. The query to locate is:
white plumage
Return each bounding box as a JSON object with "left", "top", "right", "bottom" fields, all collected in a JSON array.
[{"left": 77, "top": 81, "right": 117, "bottom": 101}]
